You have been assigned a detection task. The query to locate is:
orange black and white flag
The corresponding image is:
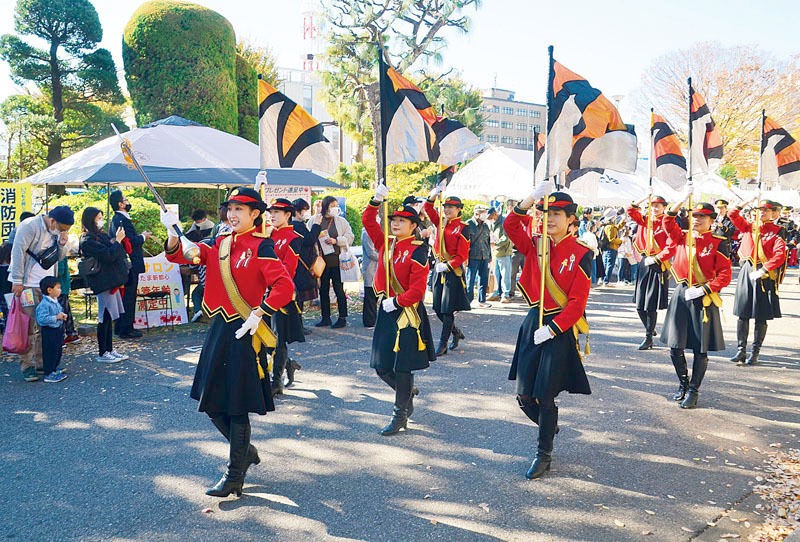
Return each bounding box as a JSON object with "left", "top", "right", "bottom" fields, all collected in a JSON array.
[
  {"left": 651, "top": 111, "right": 686, "bottom": 189},
  {"left": 688, "top": 83, "right": 723, "bottom": 176},
  {"left": 258, "top": 78, "right": 337, "bottom": 175},
  {"left": 378, "top": 51, "right": 484, "bottom": 167},
  {"left": 762, "top": 116, "right": 800, "bottom": 189},
  {"left": 547, "top": 58, "right": 637, "bottom": 177},
  {"left": 533, "top": 132, "right": 546, "bottom": 183}
]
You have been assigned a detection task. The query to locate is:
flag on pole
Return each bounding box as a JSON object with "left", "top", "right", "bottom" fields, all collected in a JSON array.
[
  {"left": 547, "top": 59, "right": 637, "bottom": 177},
  {"left": 533, "top": 131, "right": 546, "bottom": 183},
  {"left": 258, "top": 78, "right": 337, "bottom": 175},
  {"left": 651, "top": 111, "right": 686, "bottom": 189},
  {"left": 378, "top": 52, "right": 484, "bottom": 166},
  {"left": 688, "top": 86, "right": 723, "bottom": 176},
  {"left": 762, "top": 116, "right": 800, "bottom": 189}
]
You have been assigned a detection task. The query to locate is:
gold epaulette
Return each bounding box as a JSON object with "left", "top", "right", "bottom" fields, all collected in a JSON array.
[
  {"left": 253, "top": 225, "right": 274, "bottom": 238},
  {"left": 712, "top": 233, "right": 726, "bottom": 240},
  {"left": 411, "top": 240, "right": 424, "bottom": 245},
  {"left": 575, "top": 239, "right": 592, "bottom": 250},
  {"left": 217, "top": 230, "right": 232, "bottom": 236}
]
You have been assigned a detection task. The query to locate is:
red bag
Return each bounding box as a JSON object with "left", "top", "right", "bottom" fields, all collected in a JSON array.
[{"left": 2, "top": 297, "right": 30, "bottom": 354}]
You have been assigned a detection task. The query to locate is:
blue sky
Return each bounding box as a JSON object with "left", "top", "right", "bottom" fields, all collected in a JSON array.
[{"left": 1, "top": 0, "right": 799, "bottom": 133}]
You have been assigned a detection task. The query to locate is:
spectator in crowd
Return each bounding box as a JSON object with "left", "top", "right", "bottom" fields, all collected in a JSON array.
[
  {"left": 578, "top": 207, "right": 593, "bottom": 237},
  {"left": 506, "top": 199, "right": 525, "bottom": 299},
  {"left": 186, "top": 209, "right": 215, "bottom": 237},
  {"left": 580, "top": 220, "right": 600, "bottom": 285},
  {"left": 615, "top": 226, "right": 636, "bottom": 286},
  {"left": 80, "top": 207, "right": 130, "bottom": 364},
  {"left": 290, "top": 199, "right": 321, "bottom": 318},
  {"left": 108, "top": 190, "right": 152, "bottom": 339},
  {"left": 6, "top": 211, "right": 36, "bottom": 245},
  {"left": 210, "top": 204, "right": 231, "bottom": 238},
  {"left": 184, "top": 229, "right": 207, "bottom": 322},
  {"left": 8, "top": 206, "right": 72, "bottom": 382},
  {"left": 361, "top": 215, "right": 380, "bottom": 328},
  {"left": 466, "top": 204, "right": 492, "bottom": 308},
  {"left": 487, "top": 207, "right": 513, "bottom": 304},
  {"left": 0, "top": 242, "right": 12, "bottom": 333},
  {"left": 308, "top": 196, "right": 354, "bottom": 328},
  {"left": 56, "top": 255, "right": 80, "bottom": 344},
  {"left": 35, "top": 276, "right": 68, "bottom": 383},
  {"left": 601, "top": 217, "right": 622, "bottom": 285}
]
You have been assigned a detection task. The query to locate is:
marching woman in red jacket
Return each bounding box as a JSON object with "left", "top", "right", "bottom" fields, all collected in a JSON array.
[
  {"left": 363, "top": 184, "right": 436, "bottom": 435},
  {"left": 424, "top": 186, "right": 471, "bottom": 357},
  {"left": 504, "top": 182, "right": 592, "bottom": 480},
  {"left": 162, "top": 187, "right": 294, "bottom": 497},
  {"left": 660, "top": 191, "right": 732, "bottom": 409}
]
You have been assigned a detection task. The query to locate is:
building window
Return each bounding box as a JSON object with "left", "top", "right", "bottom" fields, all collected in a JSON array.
[
  {"left": 531, "top": 110, "right": 541, "bottom": 118},
  {"left": 501, "top": 136, "right": 513, "bottom": 144},
  {"left": 479, "top": 105, "right": 486, "bottom": 112},
  {"left": 527, "top": 143, "right": 534, "bottom": 150},
  {"left": 501, "top": 121, "right": 513, "bottom": 129},
  {"left": 517, "top": 123, "right": 527, "bottom": 131},
  {"left": 487, "top": 119, "right": 499, "bottom": 128},
  {"left": 478, "top": 134, "right": 484, "bottom": 141},
  {"left": 502, "top": 106, "right": 514, "bottom": 115},
  {"left": 487, "top": 135, "right": 498, "bottom": 143},
  {"left": 490, "top": 105, "right": 500, "bottom": 113},
  {"left": 515, "top": 137, "right": 527, "bottom": 145},
  {"left": 303, "top": 84, "right": 313, "bottom": 114},
  {"left": 517, "top": 108, "right": 527, "bottom": 116}
]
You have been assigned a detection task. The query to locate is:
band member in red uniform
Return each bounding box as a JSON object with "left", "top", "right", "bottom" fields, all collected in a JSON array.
[
  {"left": 162, "top": 187, "right": 294, "bottom": 497},
  {"left": 727, "top": 198, "right": 786, "bottom": 365},
  {"left": 504, "top": 182, "right": 592, "bottom": 480},
  {"left": 424, "top": 186, "right": 471, "bottom": 356},
  {"left": 660, "top": 195, "right": 732, "bottom": 409},
  {"left": 363, "top": 184, "right": 436, "bottom": 435},
  {"left": 627, "top": 194, "right": 676, "bottom": 349},
  {"left": 267, "top": 198, "right": 305, "bottom": 393}
]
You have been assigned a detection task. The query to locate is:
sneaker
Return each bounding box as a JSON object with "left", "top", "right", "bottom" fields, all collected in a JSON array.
[
  {"left": 63, "top": 334, "right": 81, "bottom": 345},
  {"left": 109, "top": 350, "right": 129, "bottom": 361},
  {"left": 191, "top": 311, "right": 203, "bottom": 323},
  {"left": 501, "top": 297, "right": 511, "bottom": 304},
  {"left": 43, "top": 371, "right": 67, "bottom": 383},
  {"left": 96, "top": 352, "right": 121, "bottom": 363},
  {"left": 477, "top": 302, "right": 492, "bottom": 309},
  {"left": 486, "top": 294, "right": 501, "bottom": 302},
  {"left": 22, "top": 367, "right": 39, "bottom": 382}
]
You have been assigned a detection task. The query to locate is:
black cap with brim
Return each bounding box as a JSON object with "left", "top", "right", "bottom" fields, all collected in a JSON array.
[
  {"left": 223, "top": 187, "right": 266, "bottom": 212},
  {"left": 442, "top": 196, "right": 464, "bottom": 208},
  {"left": 390, "top": 205, "right": 422, "bottom": 225},
  {"left": 759, "top": 200, "right": 781, "bottom": 210},
  {"left": 536, "top": 192, "right": 578, "bottom": 215},
  {"left": 693, "top": 202, "right": 718, "bottom": 219},
  {"left": 267, "top": 197, "right": 295, "bottom": 213}
]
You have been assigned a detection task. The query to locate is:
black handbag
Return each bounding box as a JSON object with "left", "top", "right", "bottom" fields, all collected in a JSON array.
[
  {"left": 77, "top": 256, "right": 101, "bottom": 277},
  {"left": 26, "top": 234, "right": 60, "bottom": 270}
]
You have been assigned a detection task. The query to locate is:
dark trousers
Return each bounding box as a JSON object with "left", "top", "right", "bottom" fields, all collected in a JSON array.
[
  {"left": 98, "top": 308, "right": 114, "bottom": 355},
  {"left": 41, "top": 325, "right": 64, "bottom": 374},
  {"left": 116, "top": 270, "right": 139, "bottom": 335},
  {"left": 58, "top": 293, "right": 76, "bottom": 337},
  {"left": 363, "top": 285, "right": 378, "bottom": 327},
  {"left": 191, "top": 284, "right": 205, "bottom": 315},
  {"left": 509, "top": 251, "right": 525, "bottom": 296},
  {"left": 466, "top": 258, "right": 490, "bottom": 303},
  {"left": 320, "top": 266, "right": 347, "bottom": 319}
]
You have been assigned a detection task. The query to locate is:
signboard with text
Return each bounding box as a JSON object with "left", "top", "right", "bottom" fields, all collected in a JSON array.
[
  {"left": 133, "top": 253, "right": 188, "bottom": 329},
  {"left": 260, "top": 185, "right": 312, "bottom": 208},
  {"left": 0, "top": 182, "right": 32, "bottom": 243}
]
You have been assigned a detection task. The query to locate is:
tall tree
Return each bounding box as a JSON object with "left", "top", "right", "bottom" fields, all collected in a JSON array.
[
  {"left": 0, "top": 0, "right": 124, "bottom": 166},
  {"left": 236, "top": 40, "right": 281, "bottom": 86},
  {"left": 418, "top": 73, "right": 484, "bottom": 136},
  {"left": 634, "top": 42, "right": 799, "bottom": 179},
  {"left": 319, "top": 0, "right": 481, "bottom": 171}
]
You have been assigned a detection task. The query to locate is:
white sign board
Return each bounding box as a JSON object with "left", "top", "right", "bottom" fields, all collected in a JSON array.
[
  {"left": 133, "top": 253, "right": 188, "bottom": 329},
  {"left": 260, "top": 185, "right": 312, "bottom": 207}
]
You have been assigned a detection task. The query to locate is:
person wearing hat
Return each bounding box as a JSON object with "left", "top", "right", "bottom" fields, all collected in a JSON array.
[
  {"left": 266, "top": 198, "right": 306, "bottom": 394},
  {"left": 660, "top": 194, "right": 731, "bottom": 408},
  {"left": 161, "top": 186, "right": 295, "bottom": 498},
  {"left": 8, "top": 206, "right": 73, "bottom": 382},
  {"left": 504, "top": 181, "right": 593, "bottom": 479},
  {"left": 289, "top": 198, "right": 321, "bottom": 315},
  {"left": 363, "top": 185, "right": 436, "bottom": 435},
  {"left": 424, "top": 186, "right": 471, "bottom": 357},
  {"left": 466, "top": 203, "right": 493, "bottom": 308},
  {"left": 727, "top": 196, "right": 786, "bottom": 365},
  {"left": 713, "top": 199, "right": 738, "bottom": 265},
  {"left": 626, "top": 193, "right": 676, "bottom": 350}
]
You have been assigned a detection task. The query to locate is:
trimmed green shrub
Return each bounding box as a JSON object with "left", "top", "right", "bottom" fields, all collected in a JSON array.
[
  {"left": 235, "top": 53, "right": 258, "bottom": 143},
  {"left": 123, "top": 1, "right": 238, "bottom": 133}
]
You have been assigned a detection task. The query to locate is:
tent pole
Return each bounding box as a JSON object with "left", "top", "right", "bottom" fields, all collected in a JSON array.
[
  {"left": 217, "top": 185, "right": 220, "bottom": 208},
  {"left": 45, "top": 183, "right": 49, "bottom": 212},
  {"left": 106, "top": 182, "right": 110, "bottom": 223}
]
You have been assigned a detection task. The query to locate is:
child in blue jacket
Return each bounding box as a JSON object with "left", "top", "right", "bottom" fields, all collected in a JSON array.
[{"left": 35, "top": 276, "right": 67, "bottom": 383}]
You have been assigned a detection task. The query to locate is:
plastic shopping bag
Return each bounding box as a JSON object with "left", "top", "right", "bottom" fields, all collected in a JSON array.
[
  {"left": 2, "top": 297, "right": 30, "bottom": 354},
  {"left": 339, "top": 246, "right": 361, "bottom": 283}
]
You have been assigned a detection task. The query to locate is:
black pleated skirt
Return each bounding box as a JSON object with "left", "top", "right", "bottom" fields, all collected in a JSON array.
[
  {"left": 271, "top": 301, "right": 306, "bottom": 346},
  {"left": 190, "top": 315, "right": 274, "bottom": 416},
  {"left": 432, "top": 268, "right": 471, "bottom": 314},
  {"left": 633, "top": 259, "right": 670, "bottom": 311},
  {"left": 660, "top": 283, "right": 725, "bottom": 353},
  {"left": 370, "top": 301, "right": 436, "bottom": 372},
  {"left": 733, "top": 261, "right": 782, "bottom": 321},
  {"left": 508, "top": 307, "right": 591, "bottom": 400}
]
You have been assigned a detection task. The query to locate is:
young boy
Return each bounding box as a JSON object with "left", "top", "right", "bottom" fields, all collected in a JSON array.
[{"left": 35, "top": 276, "right": 68, "bottom": 383}]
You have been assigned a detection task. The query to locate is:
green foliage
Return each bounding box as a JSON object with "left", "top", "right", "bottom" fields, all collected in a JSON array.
[
  {"left": 129, "top": 186, "right": 225, "bottom": 220},
  {"left": 123, "top": 1, "right": 238, "bottom": 133},
  {"left": 718, "top": 164, "right": 737, "bottom": 183},
  {"left": 418, "top": 74, "right": 485, "bottom": 136},
  {"left": 330, "top": 159, "right": 439, "bottom": 192},
  {"left": 236, "top": 40, "right": 280, "bottom": 87},
  {"left": 235, "top": 53, "right": 258, "bottom": 143}
]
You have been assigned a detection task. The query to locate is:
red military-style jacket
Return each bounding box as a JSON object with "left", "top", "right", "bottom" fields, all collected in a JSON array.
[
  {"left": 505, "top": 207, "right": 592, "bottom": 337},
  {"left": 424, "top": 200, "right": 470, "bottom": 271},
  {"left": 626, "top": 206, "right": 676, "bottom": 262},
  {"left": 270, "top": 224, "right": 301, "bottom": 280},
  {"left": 166, "top": 226, "right": 294, "bottom": 320},
  {"left": 662, "top": 213, "right": 732, "bottom": 293},
  {"left": 728, "top": 208, "right": 787, "bottom": 272},
  {"left": 363, "top": 201, "right": 429, "bottom": 307}
]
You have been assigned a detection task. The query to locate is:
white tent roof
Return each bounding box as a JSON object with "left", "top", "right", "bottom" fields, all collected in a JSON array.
[{"left": 446, "top": 146, "right": 536, "bottom": 200}]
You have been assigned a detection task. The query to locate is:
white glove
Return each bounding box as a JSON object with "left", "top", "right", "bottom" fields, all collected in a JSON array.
[
  {"left": 749, "top": 268, "right": 767, "bottom": 281},
  {"left": 255, "top": 170, "right": 267, "bottom": 190},
  {"left": 435, "top": 262, "right": 449, "bottom": 273},
  {"left": 533, "top": 325, "right": 554, "bottom": 345},
  {"left": 684, "top": 286, "right": 705, "bottom": 301},
  {"left": 382, "top": 297, "right": 398, "bottom": 312},
  {"left": 685, "top": 180, "right": 695, "bottom": 197},
  {"left": 429, "top": 184, "right": 443, "bottom": 199},
  {"left": 644, "top": 256, "right": 657, "bottom": 266},
  {"left": 234, "top": 310, "right": 261, "bottom": 339},
  {"left": 160, "top": 210, "right": 180, "bottom": 237},
  {"left": 520, "top": 180, "right": 555, "bottom": 209},
  {"left": 374, "top": 184, "right": 390, "bottom": 202}
]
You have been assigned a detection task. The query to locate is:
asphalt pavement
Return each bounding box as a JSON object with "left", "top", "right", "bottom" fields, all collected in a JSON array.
[{"left": 1, "top": 267, "right": 798, "bottom": 541}]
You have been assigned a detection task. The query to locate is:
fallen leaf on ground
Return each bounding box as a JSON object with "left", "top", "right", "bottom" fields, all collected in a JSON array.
[
  {"left": 201, "top": 508, "right": 213, "bottom": 514},
  {"left": 614, "top": 519, "right": 625, "bottom": 527},
  {"left": 641, "top": 530, "right": 652, "bottom": 536},
  {"left": 645, "top": 510, "right": 655, "bottom": 515},
  {"left": 681, "top": 527, "right": 693, "bottom": 532},
  {"left": 719, "top": 534, "right": 739, "bottom": 539},
  {"left": 430, "top": 519, "right": 438, "bottom": 526}
]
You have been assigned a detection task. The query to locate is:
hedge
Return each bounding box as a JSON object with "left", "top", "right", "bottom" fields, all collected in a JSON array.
[{"left": 235, "top": 53, "right": 258, "bottom": 143}]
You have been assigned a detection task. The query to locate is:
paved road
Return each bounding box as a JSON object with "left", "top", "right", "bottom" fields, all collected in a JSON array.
[{"left": 2, "top": 268, "right": 798, "bottom": 541}]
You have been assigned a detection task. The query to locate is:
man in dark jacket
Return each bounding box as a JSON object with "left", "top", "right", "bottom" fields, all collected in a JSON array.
[
  {"left": 108, "top": 190, "right": 152, "bottom": 338},
  {"left": 466, "top": 204, "right": 492, "bottom": 307}
]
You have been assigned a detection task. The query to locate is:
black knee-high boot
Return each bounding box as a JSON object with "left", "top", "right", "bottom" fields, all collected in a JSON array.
[
  {"left": 517, "top": 395, "right": 560, "bottom": 434},
  {"left": 209, "top": 415, "right": 260, "bottom": 474},
  {"left": 637, "top": 310, "right": 653, "bottom": 350},
  {"left": 526, "top": 405, "right": 558, "bottom": 479},
  {"left": 730, "top": 318, "right": 749, "bottom": 363},
  {"left": 207, "top": 415, "right": 251, "bottom": 497},
  {"left": 271, "top": 346, "right": 287, "bottom": 396},
  {"left": 669, "top": 348, "right": 689, "bottom": 401},
  {"left": 436, "top": 313, "right": 454, "bottom": 357},
  {"left": 745, "top": 321, "right": 767, "bottom": 365},
  {"left": 681, "top": 352, "right": 708, "bottom": 409},
  {"left": 381, "top": 372, "right": 413, "bottom": 435},
  {"left": 449, "top": 323, "right": 465, "bottom": 350}
]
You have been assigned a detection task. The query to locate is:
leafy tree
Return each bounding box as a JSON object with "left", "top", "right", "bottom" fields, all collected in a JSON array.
[
  {"left": 235, "top": 53, "right": 258, "bottom": 143},
  {"left": 0, "top": 0, "right": 124, "bottom": 166},
  {"left": 236, "top": 40, "right": 280, "bottom": 87},
  {"left": 123, "top": 1, "right": 238, "bottom": 133},
  {"left": 417, "top": 73, "right": 484, "bottom": 136}
]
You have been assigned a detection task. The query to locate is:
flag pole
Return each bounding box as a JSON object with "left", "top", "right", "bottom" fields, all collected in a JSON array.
[
  {"left": 257, "top": 73, "right": 267, "bottom": 235},
  {"left": 377, "top": 44, "right": 391, "bottom": 294},
  {"left": 754, "top": 109, "right": 765, "bottom": 272},
  {"left": 647, "top": 108, "right": 655, "bottom": 255},
  {"left": 540, "top": 44, "right": 555, "bottom": 329},
  {"left": 439, "top": 106, "right": 447, "bottom": 286},
  {"left": 687, "top": 78, "right": 695, "bottom": 287}
]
